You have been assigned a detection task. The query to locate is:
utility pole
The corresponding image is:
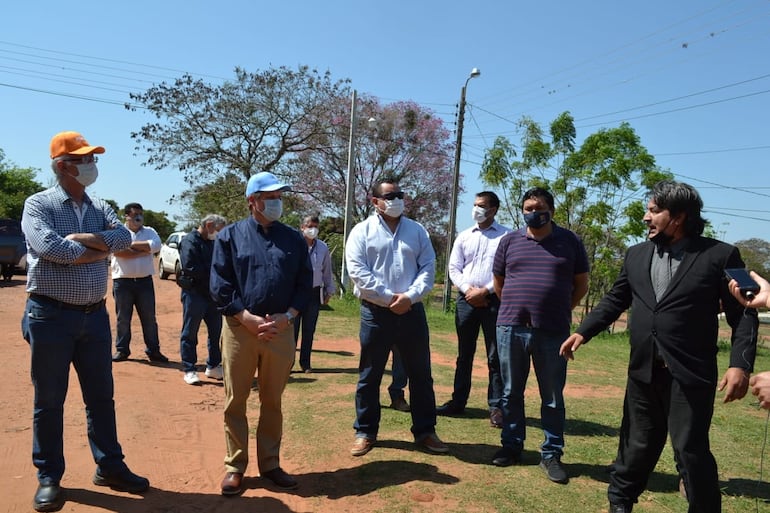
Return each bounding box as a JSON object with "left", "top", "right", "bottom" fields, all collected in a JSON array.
[
  {"left": 443, "top": 69, "right": 480, "bottom": 312},
  {"left": 341, "top": 90, "right": 358, "bottom": 292}
]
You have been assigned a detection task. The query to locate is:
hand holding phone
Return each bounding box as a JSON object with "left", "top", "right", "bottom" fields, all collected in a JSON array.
[{"left": 724, "top": 268, "right": 760, "bottom": 299}]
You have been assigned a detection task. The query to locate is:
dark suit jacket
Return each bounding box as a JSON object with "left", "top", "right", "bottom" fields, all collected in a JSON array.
[{"left": 577, "top": 236, "right": 757, "bottom": 387}]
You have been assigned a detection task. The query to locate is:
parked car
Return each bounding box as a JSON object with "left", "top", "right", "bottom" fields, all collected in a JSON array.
[
  {"left": 158, "top": 231, "right": 186, "bottom": 280},
  {"left": 0, "top": 218, "right": 26, "bottom": 281}
]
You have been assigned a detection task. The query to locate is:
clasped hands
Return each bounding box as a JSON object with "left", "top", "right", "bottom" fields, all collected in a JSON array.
[{"left": 237, "top": 311, "right": 292, "bottom": 340}]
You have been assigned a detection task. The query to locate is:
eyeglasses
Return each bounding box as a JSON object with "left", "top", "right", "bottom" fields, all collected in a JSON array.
[
  {"left": 377, "top": 191, "right": 404, "bottom": 200},
  {"left": 61, "top": 155, "right": 98, "bottom": 164}
]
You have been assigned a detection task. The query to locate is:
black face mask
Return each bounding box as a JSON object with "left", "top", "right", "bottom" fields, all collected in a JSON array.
[
  {"left": 524, "top": 210, "right": 551, "bottom": 229},
  {"left": 651, "top": 219, "right": 674, "bottom": 247}
]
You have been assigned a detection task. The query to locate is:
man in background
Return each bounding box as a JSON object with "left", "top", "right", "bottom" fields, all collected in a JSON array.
[
  {"left": 437, "top": 191, "right": 510, "bottom": 428},
  {"left": 179, "top": 214, "right": 227, "bottom": 385},
  {"left": 110, "top": 202, "right": 168, "bottom": 363},
  {"left": 294, "top": 215, "right": 336, "bottom": 373}
]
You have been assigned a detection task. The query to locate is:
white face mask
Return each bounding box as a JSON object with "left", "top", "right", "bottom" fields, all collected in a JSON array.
[
  {"left": 260, "top": 198, "right": 283, "bottom": 221},
  {"left": 472, "top": 206, "right": 488, "bottom": 224},
  {"left": 74, "top": 163, "right": 98, "bottom": 187},
  {"left": 380, "top": 198, "right": 404, "bottom": 218},
  {"left": 303, "top": 227, "right": 319, "bottom": 239}
]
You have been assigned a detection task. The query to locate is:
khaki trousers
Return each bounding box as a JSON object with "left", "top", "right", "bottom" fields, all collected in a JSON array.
[{"left": 221, "top": 315, "right": 295, "bottom": 474}]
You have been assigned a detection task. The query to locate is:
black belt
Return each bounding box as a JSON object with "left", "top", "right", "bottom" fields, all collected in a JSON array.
[
  {"left": 29, "top": 293, "right": 106, "bottom": 314},
  {"left": 115, "top": 276, "right": 152, "bottom": 282},
  {"left": 361, "top": 299, "right": 389, "bottom": 310}
]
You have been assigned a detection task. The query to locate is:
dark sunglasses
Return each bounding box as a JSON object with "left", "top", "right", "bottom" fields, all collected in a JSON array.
[{"left": 377, "top": 191, "right": 404, "bottom": 201}]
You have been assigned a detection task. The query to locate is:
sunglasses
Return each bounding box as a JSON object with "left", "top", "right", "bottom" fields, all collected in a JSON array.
[{"left": 377, "top": 191, "right": 405, "bottom": 201}]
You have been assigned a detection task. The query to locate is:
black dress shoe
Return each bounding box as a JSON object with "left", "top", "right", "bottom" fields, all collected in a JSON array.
[
  {"left": 93, "top": 468, "right": 149, "bottom": 493},
  {"left": 112, "top": 351, "right": 129, "bottom": 362},
  {"left": 491, "top": 446, "right": 521, "bottom": 467},
  {"left": 147, "top": 350, "right": 169, "bottom": 363},
  {"left": 221, "top": 472, "right": 244, "bottom": 496},
  {"left": 262, "top": 467, "right": 298, "bottom": 489},
  {"left": 436, "top": 400, "right": 465, "bottom": 416},
  {"left": 33, "top": 484, "right": 65, "bottom": 512}
]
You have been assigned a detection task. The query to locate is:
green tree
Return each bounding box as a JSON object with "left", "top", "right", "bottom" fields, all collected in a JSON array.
[
  {"left": 0, "top": 150, "right": 44, "bottom": 219},
  {"left": 480, "top": 112, "right": 673, "bottom": 314},
  {"left": 127, "top": 66, "right": 350, "bottom": 189},
  {"left": 290, "top": 96, "right": 454, "bottom": 233},
  {"left": 734, "top": 238, "right": 770, "bottom": 276}
]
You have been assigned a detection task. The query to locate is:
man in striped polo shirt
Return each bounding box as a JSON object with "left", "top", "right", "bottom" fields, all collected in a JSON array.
[{"left": 491, "top": 187, "right": 589, "bottom": 485}]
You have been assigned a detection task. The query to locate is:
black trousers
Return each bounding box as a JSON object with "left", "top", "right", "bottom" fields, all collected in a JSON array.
[{"left": 608, "top": 366, "right": 720, "bottom": 513}]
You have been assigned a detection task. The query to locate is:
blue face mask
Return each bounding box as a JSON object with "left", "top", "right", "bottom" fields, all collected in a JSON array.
[
  {"left": 261, "top": 198, "right": 283, "bottom": 221},
  {"left": 523, "top": 210, "right": 551, "bottom": 229}
]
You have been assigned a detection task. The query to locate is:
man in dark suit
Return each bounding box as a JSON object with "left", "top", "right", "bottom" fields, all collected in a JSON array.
[{"left": 560, "top": 180, "right": 757, "bottom": 513}]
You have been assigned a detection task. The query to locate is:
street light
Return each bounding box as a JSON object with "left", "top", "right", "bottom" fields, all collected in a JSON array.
[{"left": 443, "top": 68, "right": 481, "bottom": 312}]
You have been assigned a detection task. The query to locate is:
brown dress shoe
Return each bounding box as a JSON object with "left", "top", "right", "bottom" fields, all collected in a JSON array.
[
  {"left": 350, "top": 436, "right": 375, "bottom": 456},
  {"left": 262, "top": 467, "right": 298, "bottom": 489},
  {"left": 221, "top": 472, "right": 244, "bottom": 496}
]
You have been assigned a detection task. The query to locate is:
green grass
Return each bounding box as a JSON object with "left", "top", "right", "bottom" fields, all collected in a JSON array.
[{"left": 275, "top": 297, "right": 770, "bottom": 512}]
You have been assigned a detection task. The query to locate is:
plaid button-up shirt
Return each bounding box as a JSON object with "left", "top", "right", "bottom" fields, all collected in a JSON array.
[{"left": 22, "top": 185, "right": 131, "bottom": 305}]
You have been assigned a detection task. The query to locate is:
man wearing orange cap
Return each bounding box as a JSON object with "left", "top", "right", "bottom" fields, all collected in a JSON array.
[{"left": 21, "top": 131, "right": 150, "bottom": 512}]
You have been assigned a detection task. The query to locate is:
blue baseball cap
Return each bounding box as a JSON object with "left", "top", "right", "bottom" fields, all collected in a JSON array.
[{"left": 245, "top": 172, "right": 292, "bottom": 197}]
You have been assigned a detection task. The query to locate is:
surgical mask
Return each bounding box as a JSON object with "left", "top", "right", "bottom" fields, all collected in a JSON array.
[
  {"left": 380, "top": 198, "right": 404, "bottom": 218},
  {"left": 523, "top": 210, "right": 552, "bottom": 229},
  {"left": 207, "top": 230, "right": 219, "bottom": 241},
  {"left": 472, "top": 206, "right": 488, "bottom": 224},
  {"left": 261, "top": 198, "right": 283, "bottom": 221},
  {"left": 303, "top": 227, "right": 319, "bottom": 239},
  {"left": 74, "top": 162, "right": 98, "bottom": 187}
]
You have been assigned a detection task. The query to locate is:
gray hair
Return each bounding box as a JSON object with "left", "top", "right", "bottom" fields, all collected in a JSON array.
[{"left": 201, "top": 214, "right": 227, "bottom": 227}]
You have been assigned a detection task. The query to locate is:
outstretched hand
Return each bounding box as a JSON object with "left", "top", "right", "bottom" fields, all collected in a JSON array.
[{"left": 559, "top": 333, "right": 585, "bottom": 361}]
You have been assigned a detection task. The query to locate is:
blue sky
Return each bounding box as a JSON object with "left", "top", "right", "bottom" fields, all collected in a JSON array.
[{"left": 2, "top": 0, "right": 769, "bottom": 243}]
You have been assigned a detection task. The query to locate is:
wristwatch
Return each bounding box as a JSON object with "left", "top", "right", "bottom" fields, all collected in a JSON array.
[{"left": 285, "top": 311, "right": 295, "bottom": 325}]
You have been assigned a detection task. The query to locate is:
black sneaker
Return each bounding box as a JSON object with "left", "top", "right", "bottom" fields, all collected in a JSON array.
[
  {"left": 540, "top": 456, "right": 569, "bottom": 484},
  {"left": 112, "top": 351, "right": 129, "bottom": 362},
  {"left": 491, "top": 446, "right": 521, "bottom": 467},
  {"left": 147, "top": 350, "right": 169, "bottom": 363},
  {"left": 436, "top": 400, "right": 465, "bottom": 416}
]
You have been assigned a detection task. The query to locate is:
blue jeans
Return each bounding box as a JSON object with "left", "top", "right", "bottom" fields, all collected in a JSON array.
[
  {"left": 497, "top": 325, "right": 568, "bottom": 458},
  {"left": 452, "top": 294, "right": 502, "bottom": 409},
  {"left": 388, "top": 346, "right": 407, "bottom": 401},
  {"left": 355, "top": 302, "right": 437, "bottom": 440},
  {"left": 113, "top": 277, "right": 161, "bottom": 355},
  {"left": 22, "top": 296, "right": 127, "bottom": 484},
  {"left": 180, "top": 289, "right": 222, "bottom": 372},
  {"left": 294, "top": 286, "right": 321, "bottom": 369}
]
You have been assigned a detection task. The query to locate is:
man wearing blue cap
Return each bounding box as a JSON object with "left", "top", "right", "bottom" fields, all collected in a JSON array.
[{"left": 211, "top": 172, "right": 312, "bottom": 495}]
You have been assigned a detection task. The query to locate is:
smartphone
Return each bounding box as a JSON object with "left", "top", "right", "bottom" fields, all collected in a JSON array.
[{"left": 724, "top": 268, "right": 760, "bottom": 299}]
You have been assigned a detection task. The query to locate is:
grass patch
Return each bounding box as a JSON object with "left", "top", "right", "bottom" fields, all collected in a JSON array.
[{"left": 272, "top": 297, "right": 770, "bottom": 512}]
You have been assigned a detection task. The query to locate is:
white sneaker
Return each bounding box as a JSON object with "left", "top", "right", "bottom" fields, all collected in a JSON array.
[
  {"left": 183, "top": 371, "right": 201, "bottom": 385},
  {"left": 205, "top": 364, "right": 223, "bottom": 380}
]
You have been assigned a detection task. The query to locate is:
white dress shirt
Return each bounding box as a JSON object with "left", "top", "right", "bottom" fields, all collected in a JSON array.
[{"left": 448, "top": 220, "right": 511, "bottom": 294}]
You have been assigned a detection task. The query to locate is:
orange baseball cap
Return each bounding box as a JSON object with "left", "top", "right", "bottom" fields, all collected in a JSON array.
[{"left": 50, "top": 131, "right": 106, "bottom": 159}]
